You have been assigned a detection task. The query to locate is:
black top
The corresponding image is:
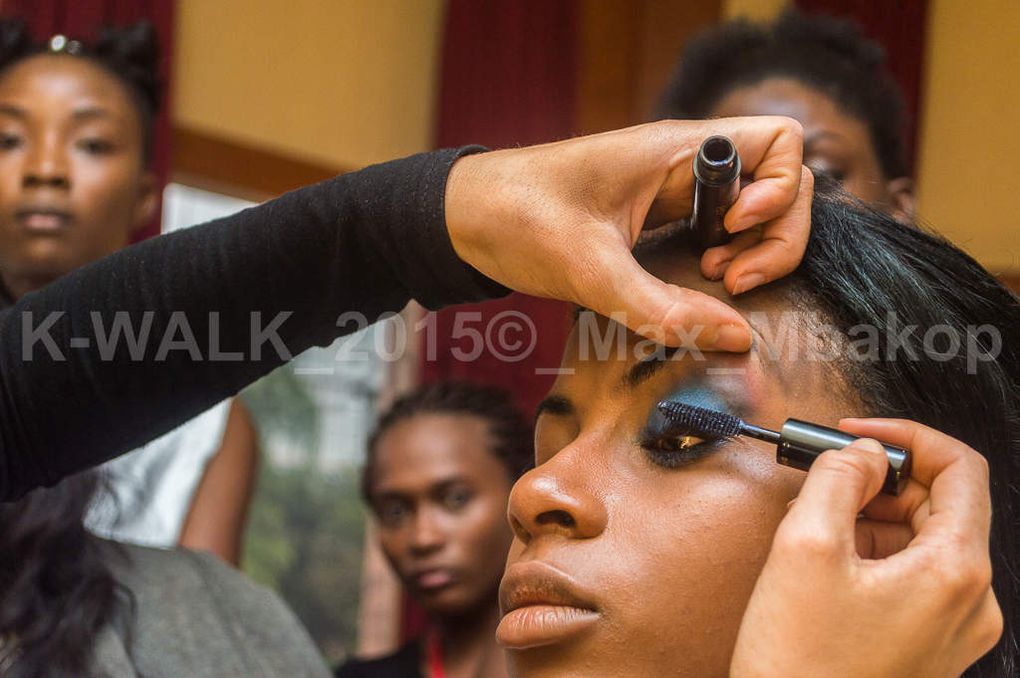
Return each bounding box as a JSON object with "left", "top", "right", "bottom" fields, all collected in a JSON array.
[
  {"left": 335, "top": 642, "right": 422, "bottom": 678},
  {"left": 0, "top": 147, "right": 507, "bottom": 501}
]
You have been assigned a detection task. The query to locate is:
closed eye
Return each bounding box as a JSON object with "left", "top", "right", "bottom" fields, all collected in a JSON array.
[{"left": 638, "top": 427, "right": 725, "bottom": 469}]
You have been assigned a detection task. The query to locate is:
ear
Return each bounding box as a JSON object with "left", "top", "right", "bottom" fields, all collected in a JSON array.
[{"left": 885, "top": 177, "right": 915, "bottom": 223}]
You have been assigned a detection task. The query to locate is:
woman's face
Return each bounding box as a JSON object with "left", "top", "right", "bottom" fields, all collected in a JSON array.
[
  {"left": 0, "top": 54, "right": 155, "bottom": 297},
  {"left": 709, "top": 77, "right": 914, "bottom": 221},
  {"left": 371, "top": 413, "right": 515, "bottom": 617},
  {"left": 499, "top": 254, "right": 856, "bottom": 677}
]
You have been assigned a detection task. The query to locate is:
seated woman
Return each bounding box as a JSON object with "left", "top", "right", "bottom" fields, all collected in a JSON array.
[
  {"left": 340, "top": 382, "right": 532, "bottom": 678},
  {"left": 499, "top": 178, "right": 1018, "bottom": 677},
  {"left": 657, "top": 9, "right": 915, "bottom": 221}
]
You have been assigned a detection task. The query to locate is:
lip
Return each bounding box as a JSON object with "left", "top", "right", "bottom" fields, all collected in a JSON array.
[
  {"left": 16, "top": 207, "right": 72, "bottom": 233},
  {"left": 409, "top": 567, "right": 458, "bottom": 592},
  {"left": 497, "top": 561, "right": 600, "bottom": 649}
]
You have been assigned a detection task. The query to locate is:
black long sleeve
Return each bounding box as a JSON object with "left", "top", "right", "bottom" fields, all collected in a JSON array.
[{"left": 0, "top": 147, "right": 508, "bottom": 501}]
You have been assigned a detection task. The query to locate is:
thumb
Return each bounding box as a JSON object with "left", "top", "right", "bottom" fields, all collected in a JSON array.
[
  {"left": 780, "top": 439, "right": 889, "bottom": 557},
  {"left": 582, "top": 244, "right": 752, "bottom": 351}
]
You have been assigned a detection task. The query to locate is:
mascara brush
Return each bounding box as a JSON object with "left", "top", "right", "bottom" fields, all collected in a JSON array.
[{"left": 657, "top": 401, "right": 911, "bottom": 496}]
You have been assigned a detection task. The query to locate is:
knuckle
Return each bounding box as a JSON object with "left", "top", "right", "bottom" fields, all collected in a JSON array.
[
  {"left": 969, "top": 451, "right": 991, "bottom": 483},
  {"left": 978, "top": 603, "right": 1005, "bottom": 651},
  {"left": 774, "top": 524, "right": 840, "bottom": 560},
  {"left": 934, "top": 546, "right": 992, "bottom": 602},
  {"left": 777, "top": 116, "right": 804, "bottom": 145}
]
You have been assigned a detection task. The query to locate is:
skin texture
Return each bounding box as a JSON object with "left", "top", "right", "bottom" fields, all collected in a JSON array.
[
  {"left": 501, "top": 249, "right": 859, "bottom": 678},
  {"left": 369, "top": 414, "right": 514, "bottom": 677},
  {"left": 0, "top": 55, "right": 256, "bottom": 565},
  {"left": 709, "top": 77, "right": 915, "bottom": 221}
]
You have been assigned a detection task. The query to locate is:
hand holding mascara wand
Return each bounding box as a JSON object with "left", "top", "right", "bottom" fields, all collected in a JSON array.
[
  {"left": 657, "top": 401, "right": 911, "bottom": 495},
  {"left": 729, "top": 418, "right": 1000, "bottom": 677}
]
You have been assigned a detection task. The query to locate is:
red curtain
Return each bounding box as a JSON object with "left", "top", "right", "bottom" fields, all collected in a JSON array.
[
  {"left": 0, "top": 0, "right": 175, "bottom": 240},
  {"left": 421, "top": 0, "right": 578, "bottom": 419},
  {"left": 794, "top": 0, "right": 929, "bottom": 174}
]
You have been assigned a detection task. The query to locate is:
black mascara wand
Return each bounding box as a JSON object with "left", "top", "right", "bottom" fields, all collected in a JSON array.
[{"left": 657, "top": 401, "right": 911, "bottom": 496}]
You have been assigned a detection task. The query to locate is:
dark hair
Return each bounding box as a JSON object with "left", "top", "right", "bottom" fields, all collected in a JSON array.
[
  {"left": 362, "top": 381, "right": 534, "bottom": 503},
  {"left": 795, "top": 181, "right": 1019, "bottom": 677},
  {"left": 656, "top": 9, "right": 908, "bottom": 179},
  {"left": 636, "top": 175, "right": 1019, "bottom": 676},
  {"left": 0, "top": 18, "right": 161, "bottom": 161},
  {"left": 0, "top": 472, "right": 132, "bottom": 677}
]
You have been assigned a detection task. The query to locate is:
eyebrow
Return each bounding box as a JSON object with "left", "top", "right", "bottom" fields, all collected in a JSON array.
[
  {"left": 804, "top": 130, "right": 848, "bottom": 148},
  {"left": 535, "top": 394, "right": 574, "bottom": 420},
  {"left": 623, "top": 346, "right": 683, "bottom": 390},
  {"left": 0, "top": 104, "right": 25, "bottom": 119}
]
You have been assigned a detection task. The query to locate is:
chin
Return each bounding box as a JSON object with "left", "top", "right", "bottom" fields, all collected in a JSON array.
[
  {"left": 417, "top": 587, "right": 478, "bottom": 617},
  {"left": 10, "top": 244, "right": 79, "bottom": 280}
]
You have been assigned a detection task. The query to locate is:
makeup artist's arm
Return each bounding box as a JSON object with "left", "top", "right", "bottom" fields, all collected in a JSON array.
[
  {"left": 0, "top": 147, "right": 502, "bottom": 501},
  {"left": 0, "top": 117, "right": 812, "bottom": 501},
  {"left": 731, "top": 420, "right": 1002, "bottom": 677}
]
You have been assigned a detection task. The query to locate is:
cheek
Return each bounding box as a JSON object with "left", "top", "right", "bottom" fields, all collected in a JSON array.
[
  {"left": 376, "top": 528, "right": 410, "bottom": 566},
  {"left": 842, "top": 174, "right": 887, "bottom": 203},
  {"left": 459, "top": 493, "right": 513, "bottom": 556},
  {"left": 71, "top": 159, "right": 142, "bottom": 229},
  {"left": 599, "top": 450, "right": 799, "bottom": 663}
]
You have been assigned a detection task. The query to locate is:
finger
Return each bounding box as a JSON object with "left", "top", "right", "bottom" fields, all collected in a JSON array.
[
  {"left": 838, "top": 418, "right": 971, "bottom": 488},
  {"left": 839, "top": 418, "right": 992, "bottom": 549},
  {"left": 650, "top": 116, "right": 804, "bottom": 230},
  {"left": 858, "top": 480, "right": 931, "bottom": 526},
  {"left": 854, "top": 518, "right": 915, "bottom": 559},
  {"left": 701, "top": 228, "right": 761, "bottom": 280},
  {"left": 779, "top": 439, "right": 889, "bottom": 556},
  {"left": 582, "top": 243, "right": 752, "bottom": 351},
  {"left": 711, "top": 116, "right": 805, "bottom": 233},
  {"left": 723, "top": 166, "right": 814, "bottom": 295}
]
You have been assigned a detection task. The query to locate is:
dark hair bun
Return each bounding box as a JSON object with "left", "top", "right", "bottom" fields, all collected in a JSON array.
[
  {"left": 93, "top": 21, "right": 161, "bottom": 114},
  {"left": 0, "top": 18, "right": 34, "bottom": 68}
]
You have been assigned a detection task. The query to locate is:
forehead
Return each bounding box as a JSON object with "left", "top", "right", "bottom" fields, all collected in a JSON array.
[
  {"left": 372, "top": 414, "right": 505, "bottom": 490},
  {"left": 553, "top": 244, "right": 854, "bottom": 426},
  {"left": 0, "top": 54, "right": 138, "bottom": 118},
  {"left": 709, "top": 77, "right": 870, "bottom": 142}
]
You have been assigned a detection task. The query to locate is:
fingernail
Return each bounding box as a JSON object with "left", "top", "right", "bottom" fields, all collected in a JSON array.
[
  {"left": 786, "top": 498, "right": 797, "bottom": 510},
  {"left": 727, "top": 214, "right": 756, "bottom": 233},
  {"left": 847, "top": 438, "right": 883, "bottom": 455},
  {"left": 703, "top": 322, "right": 751, "bottom": 351},
  {"left": 709, "top": 260, "right": 731, "bottom": 281},
  {"left": 732, "top": 273, "right": 765, "bottom": 295}
]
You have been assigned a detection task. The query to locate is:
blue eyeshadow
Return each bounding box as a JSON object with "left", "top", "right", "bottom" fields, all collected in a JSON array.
[{"left": 645, "top": 384, "right": 730, "bottom": 434}]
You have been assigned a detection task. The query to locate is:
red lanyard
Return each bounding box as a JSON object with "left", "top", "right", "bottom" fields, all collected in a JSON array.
[{"left": 426, "top": 629, "right": 445, "bottom": 678}]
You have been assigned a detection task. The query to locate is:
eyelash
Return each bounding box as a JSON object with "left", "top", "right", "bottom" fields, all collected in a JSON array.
[{"left": 639, "top": 428, "right": 725, "bottom": 469}]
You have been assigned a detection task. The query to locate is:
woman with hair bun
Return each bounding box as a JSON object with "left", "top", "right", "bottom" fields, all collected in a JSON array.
[{"left": 0, "top": 20, "right": 323, "bottom": 677}]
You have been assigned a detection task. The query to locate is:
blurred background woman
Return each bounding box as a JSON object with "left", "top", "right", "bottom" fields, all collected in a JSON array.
[{"left": 340, "top": 382, "right": 531, "bottom": 678}]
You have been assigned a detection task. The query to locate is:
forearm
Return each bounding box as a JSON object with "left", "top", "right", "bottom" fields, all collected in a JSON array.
[{"left": 0, "top": 147, "right": 507, "bottom": 501}]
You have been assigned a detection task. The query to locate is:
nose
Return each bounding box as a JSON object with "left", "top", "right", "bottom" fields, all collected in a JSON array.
[
  {"left": 408, "top": 506, "right": 446, "bottom": 556},
  {"left": 23, "top": 136, "right": 70, "bottom": 190},
  {"left": 507, "top": 448, "right": 608, "bottom": 544}
]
